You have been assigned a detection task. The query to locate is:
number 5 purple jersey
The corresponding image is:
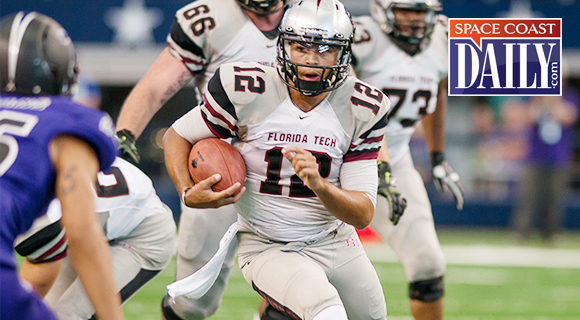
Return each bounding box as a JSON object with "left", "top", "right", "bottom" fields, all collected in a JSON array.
[{"left": 0, "top": 94, "right": 117, "bottom": 268}]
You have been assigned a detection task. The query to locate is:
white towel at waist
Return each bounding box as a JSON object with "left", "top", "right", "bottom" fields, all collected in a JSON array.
[{"left": 166, "top": 222, "right": 240, "bottom": 299}]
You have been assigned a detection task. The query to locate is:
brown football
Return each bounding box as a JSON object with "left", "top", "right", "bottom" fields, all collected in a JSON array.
[{"left": 188, "top": 138, "right": 246, "bottom": 193}]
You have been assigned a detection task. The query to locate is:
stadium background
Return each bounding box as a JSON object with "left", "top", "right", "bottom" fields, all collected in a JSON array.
[
  {"left": 4, "top": 1, "right": 580, "bottom": 319},
  {"left": 4, "top": 0, "right": 579, "bottom": 230}
]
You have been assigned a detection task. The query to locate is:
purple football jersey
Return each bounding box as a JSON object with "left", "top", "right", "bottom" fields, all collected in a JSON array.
[{"left": 0, "top": 95, "right": 117, "bottom": 268}]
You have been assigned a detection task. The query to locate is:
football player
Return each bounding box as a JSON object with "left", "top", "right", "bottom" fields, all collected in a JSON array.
[
  {"left": 113, "top": 1, "right": 290, "bottom": 319},
  {"left": 351, "top": 1, "right": 464, "bottom": 319},
  {"left": 15, "top": 157, "right": 177, "bottom": 320},
  {"left": 0, "top": 12, "right": 123, "bottom": 320},
  {"left": 163, "top": 0, "right": 389, "bottom": 319},
  {"left": 14, "top": 77, "right": 110, "bottom": 299}
]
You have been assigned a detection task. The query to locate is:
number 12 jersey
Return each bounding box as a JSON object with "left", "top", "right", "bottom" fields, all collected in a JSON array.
[{"left": 173, "top": 62, "right": 390, "bottom": 243}]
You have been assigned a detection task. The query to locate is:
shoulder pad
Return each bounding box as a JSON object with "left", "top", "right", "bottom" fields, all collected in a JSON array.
[
  {"left": 429, "top": 15, "right": 449, "bottom": 65},
  {"left": 351, "top": 16, "right": 391, "bottom": 72},
  {"left": 168, "top": 0, "right": 248, "bottom": 71}
]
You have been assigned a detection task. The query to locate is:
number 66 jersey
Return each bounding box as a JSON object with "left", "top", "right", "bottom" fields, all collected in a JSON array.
[
  {"left": 352, "top": 16, "right": 448, "bottom": 165},
  {"left": 173, "top": 62, "right": 390, "bottom": 243}
]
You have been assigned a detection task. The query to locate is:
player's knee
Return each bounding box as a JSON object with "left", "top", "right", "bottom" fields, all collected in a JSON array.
[
  {"left": 409, "top": 276, "right": 444, "bottom": 302},
  {"left": 289, "top": 277, "right": 338, "bottom": 316},
  {"left": 408, "top": 246, "right": 446, "bottom": 281}
]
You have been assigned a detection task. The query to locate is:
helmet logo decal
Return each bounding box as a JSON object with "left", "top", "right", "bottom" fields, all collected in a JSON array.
[{"left": 301, "top": 27, "right": 329, "bottom": 37}]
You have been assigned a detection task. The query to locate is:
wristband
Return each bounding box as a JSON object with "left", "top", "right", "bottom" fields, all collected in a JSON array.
[
  {"left": 377, "top": 161, "right": 391, "bottom": 173},
  {"left": 181, "top": 187, "right": 193, "bottom": 207},
  {"left": 116, "top": 129, "right": 136, "bottom": 142},
  {"left": 430, "top": 151, "right": 445, "bottom": 167}
]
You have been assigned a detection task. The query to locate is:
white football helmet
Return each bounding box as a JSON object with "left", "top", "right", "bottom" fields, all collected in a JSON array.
[
  {"left": 276, "top": 0, "right": 354, "bottom": 96},
  {"left": 237, "top": 0, "right": 290, "bottom": 15},
  {"left": 370, "top": 0, "right": 441, "bottom": 51}
]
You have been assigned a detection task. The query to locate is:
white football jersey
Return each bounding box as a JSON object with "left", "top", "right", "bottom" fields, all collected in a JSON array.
[
  {"left": 46, "top": 158, "right": 169, "bottom": 240},
  {"left": 167, "top": 0, "right": 278, "bottom": 100},
  {"left": 173, "top": 62, "right": 390, "bottom": 242},
  {"left": 352, "top": 15, "right": 448, "bottom": 165}
]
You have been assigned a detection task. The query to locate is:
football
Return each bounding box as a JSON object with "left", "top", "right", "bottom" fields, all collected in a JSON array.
[{"left": 188, "top": 138, "right": 246, "bottom": 193}]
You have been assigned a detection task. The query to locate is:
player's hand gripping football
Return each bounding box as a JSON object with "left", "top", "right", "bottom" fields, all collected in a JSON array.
[
  {"left": 430, "top": 152, "right": 464, "bottom": 210},
  {"left": 182, "top": 174, "right": 245, "bottom": 209},
  {"left": 115, "top": 129, "right": 140, "bottom": 165},
  {"left": 377, "top": 161, "right": 407, "bottom": 225},
  {"left": 281, "top": 147, "right": 325, "bottom": 191}
]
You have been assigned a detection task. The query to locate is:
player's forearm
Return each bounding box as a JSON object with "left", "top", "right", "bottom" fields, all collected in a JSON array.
[
  {"left": 423, "top": 78, "right": 448, "bottom": 153},
  {"left": 164, "top": 127, "right": 195, "bottom": 194},
  {"left": 115, "top": 85, "right": 161, "bottom": 139},
  {"left": 314, "top": 181, "right": 374, "bottom": 230},
  {"left": 66, "top": 225, "right": 123, "bottom": 320},
  {"left": 57, "top": 180, "right": 122, "bottom": 319},
  {"left": 376, "top": 137, "right": 391, "bottom": 163},
  {"left": 54, "top": 139, "right": 123, "bottom": 320},
  {"left": 116, "top": 48, "right": 194, "bottom": 139}
]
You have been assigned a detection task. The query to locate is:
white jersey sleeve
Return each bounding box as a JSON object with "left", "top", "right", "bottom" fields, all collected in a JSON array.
[
  {"left": 329, "top": 77, "right": 390, "bottom": 164},
  {"left": 166, "top": 0, "right": 279, "bottom": 97},
  {"left": 173, "top": 62, "right": 288, "bottom": 143},
  {"left": 431, "top": 15, "right": 449, "bottom": 80},
  {"left": 167, "top": 0, "right": 247, "bottom": 73},
  {"left": 13, "top": 201, "right": 67, "bottom": 263},
  {"left": 352, "top": 15, "right": 448, "bottom": 165},
  {"left": 351, "top": 16, "right": 389, "bottom": 78},
  {"left": 340, "top": 159, "right": 379, "bottom": 208}
]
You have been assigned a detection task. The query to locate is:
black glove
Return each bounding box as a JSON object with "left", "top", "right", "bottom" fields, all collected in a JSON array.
[
  {"left": 377, "top": 161, "right": 407, "bottom": 225},
  {"left": 430, "top": 152, "right": 464, "bottom": 210},
  {"left": 115, "top": 129, "right": 140, "bottom": 165}
]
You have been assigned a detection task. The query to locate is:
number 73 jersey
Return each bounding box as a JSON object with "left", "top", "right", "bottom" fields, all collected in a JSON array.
[
  {"left": 174, "top": 62, "right": 390, "bottom": 242},
  {"left": 352, "top": 16, "right": 448, "bottom": 164}
]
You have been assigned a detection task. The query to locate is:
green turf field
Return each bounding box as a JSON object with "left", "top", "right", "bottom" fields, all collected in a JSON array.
[{"left": 121, "top": 228, "right": 580, "bottom": 320}]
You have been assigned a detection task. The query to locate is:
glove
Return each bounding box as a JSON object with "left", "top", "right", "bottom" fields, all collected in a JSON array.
[
  {"left": 115, "top": 129, "right": 140, "bottom": 165},
  {"left": 377, "top": 161, "right": 407, "bottom": 225},
  {"left": 430, "top": 152, "right": 464, "bottom": 210}
]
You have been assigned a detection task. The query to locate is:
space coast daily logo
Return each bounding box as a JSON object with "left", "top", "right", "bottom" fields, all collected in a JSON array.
[{"left": 448, "top": 18, "right": 561, "bottom": 96}]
